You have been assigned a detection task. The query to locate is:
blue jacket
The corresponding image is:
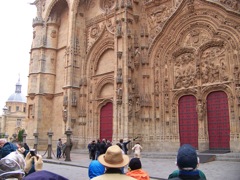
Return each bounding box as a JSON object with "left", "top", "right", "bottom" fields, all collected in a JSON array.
[
  {"left": 0, "top": 142, "right": 17, "bottom": 159},
  {"left": 88, "top": 160, "right": 105, "bottom": 179}
]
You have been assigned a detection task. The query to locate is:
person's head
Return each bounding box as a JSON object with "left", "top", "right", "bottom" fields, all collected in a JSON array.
[
  {"left": 176, "top": 144, "right": 199, "bottom": 170},
  {"left": 119, "top": 139, "right": 123, "bottom": 143},
  {"left": 0, "top": 158, "right": 25, "bottom": 179},
  {"left": 0, "top": 139, "right": 7, "bottom": 148},
  {"left": 98, "top": 145, "right": 129, "bottom": 169},
  {"left": 88, "top": 160, "right": 105, "bottom": 179},
  {"left": 3, "top": 151, "right": 26, "bottom": 170},
  {"left": 59, "top": 138, "right": 61, "bottom": 141},
  {"left": 128, "top": 158, "right": 142, "bottom": 171}
]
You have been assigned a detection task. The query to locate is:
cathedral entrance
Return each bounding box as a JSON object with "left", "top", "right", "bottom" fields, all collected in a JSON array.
[
  {"left": 178, "top": 95, "right": 198, "bottom": 149},
  {"left": 207, "top": 91, "right": 230, "bottom": 150},
  {"left": 100, "top": 102, "right": 113, "bottom": 141}
]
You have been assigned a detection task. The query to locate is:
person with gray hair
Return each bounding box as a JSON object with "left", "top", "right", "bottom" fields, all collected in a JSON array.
[{"left": 0, "top": 138, "right": 18, "bottom": 159}]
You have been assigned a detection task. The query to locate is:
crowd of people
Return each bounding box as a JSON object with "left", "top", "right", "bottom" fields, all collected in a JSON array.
[
  {"left": 87, "top": 139, "right": 206, "bottom": 180},
  {"left": 0, "top": 138, "right": 68, "bottom": 179},
  {"left": 88, "top": 138, "right": 142, "bottom": 161},
  {"left": 0, "top": 137, "right": 206, "bottom": 180}
]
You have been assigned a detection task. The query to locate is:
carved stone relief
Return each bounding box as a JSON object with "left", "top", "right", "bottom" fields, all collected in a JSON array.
[
  {"left": 201, "top": 46, "right": 228, "bottom": 83},
  {"left": 90, "top": 24, "right": 100, "bottom": 39},
  {"left": 183, "top": 29, "right": 210, "bottom": 48},
  {"left": 100, "top": 0, "right": 115, "bottom": 12},
  {"left": 234, "top": 65, "right": 240, "bottom": 86},
  {"left": 87, "top": 22, "right": 105, "bottom": 52},
  {"left": 174, "top": 52, "right": 197, "bottom": 89},
  {"left": 105, "top": 18, "right": 116, "bottom": 34},
  {"left": 84, "top": 0, "right": 96, "bottom": 10},
  {"left": 218, "top": 0, "right": 240, "bottom": 11}
]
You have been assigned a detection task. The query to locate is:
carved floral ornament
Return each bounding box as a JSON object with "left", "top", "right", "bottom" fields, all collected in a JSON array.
[
  {"left": 100, "top": 0, "right": 115, "bottom": 11},
  {"left": 218, "top": 0, "right": 240, "bottom": 11},
  {"left": 90, "top": 24, "right": 100, "bottom": 39}
]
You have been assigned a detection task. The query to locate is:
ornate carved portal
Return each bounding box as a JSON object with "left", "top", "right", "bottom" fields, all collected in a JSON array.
[{"left": 26, "top": 0, "right": 240, "bottom": 152}]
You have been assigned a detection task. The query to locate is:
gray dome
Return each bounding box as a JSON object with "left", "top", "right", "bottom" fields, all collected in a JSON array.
[
  {"left": 7, "top": 79, "right": 26, "bottom": 103},
  {"left": 7, "top": 93, "right": 26, "bottom": 103}
]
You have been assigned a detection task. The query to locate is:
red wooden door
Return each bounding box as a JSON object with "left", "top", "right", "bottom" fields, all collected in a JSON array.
[
  {"left": 207, "top": 91, "right": 230, "bottom": 150},
  {"left": 100, "top": 102, "right": 113, "bottom": 141},
  {"left": 178, "top": 95, "right": 198, "bottom": 149}
]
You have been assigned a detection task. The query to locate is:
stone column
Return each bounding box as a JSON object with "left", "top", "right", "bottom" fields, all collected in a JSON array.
[
  {"left": 22, "top": 132, "right": 27, "bottom": 144},
  {"left": 64, "top": 128, "right": 72, "bottom": 161},
  {"left": 4, "top": 133, "right": 8, "bottom": 141},
  {"left": 12, "top": 133, "right": 17, "bottom": 142},
  {"left": 47, "top": 130, "right": 53, "bottom": 159},
  {"left": 33, "top": 132, "right": 39, "bottom": 151}
]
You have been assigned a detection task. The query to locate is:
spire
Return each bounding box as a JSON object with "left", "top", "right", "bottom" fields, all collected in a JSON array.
[{"left": 15, "top": 75, "right": 22, "bottom": 94}]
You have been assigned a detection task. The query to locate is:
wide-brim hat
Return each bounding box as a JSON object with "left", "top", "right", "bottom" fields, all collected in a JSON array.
[{"left": 98, "top": 145, "right": 129, "bottom": 168}]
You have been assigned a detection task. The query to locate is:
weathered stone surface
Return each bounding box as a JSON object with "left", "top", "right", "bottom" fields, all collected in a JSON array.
[{"left": 25, "top": 0, "right": 240, "bottom": 152}]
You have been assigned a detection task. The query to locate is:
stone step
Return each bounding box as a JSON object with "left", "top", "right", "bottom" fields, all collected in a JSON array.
[
  {"left": 71, "top": 150, "right": 240, "bottom": 162},
  {"left": 141, "top": 152, "right": 240, "bottom": 162}
]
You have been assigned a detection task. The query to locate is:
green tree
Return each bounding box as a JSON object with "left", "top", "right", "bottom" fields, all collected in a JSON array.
[{"left": 18, "top": 129, "right": 25, "bottom": 142}]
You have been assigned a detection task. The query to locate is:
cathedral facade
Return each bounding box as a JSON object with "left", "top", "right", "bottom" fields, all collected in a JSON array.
[{"left": 26, "top": 0, "right": 240, "bottom": 152}]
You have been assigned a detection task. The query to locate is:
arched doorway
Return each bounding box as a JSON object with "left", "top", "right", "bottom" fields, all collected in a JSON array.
[
  {"left": 100, "top": 102, "right": 113, "bottom": 141},
  {"left": 178, "top": 95, "right": 198, "bottom": 149},
  {"left": 207, "top": 91, "right": 230, "bottom": 150}
]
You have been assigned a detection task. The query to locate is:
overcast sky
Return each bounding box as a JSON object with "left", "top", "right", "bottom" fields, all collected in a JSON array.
[{"left": 0, "top": 1, "right": 36, "bottom": 112}]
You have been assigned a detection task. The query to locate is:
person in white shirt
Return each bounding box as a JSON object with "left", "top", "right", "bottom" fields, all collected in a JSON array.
[{"left": 132, "top": 142, "right": 142, "bottom": 158}]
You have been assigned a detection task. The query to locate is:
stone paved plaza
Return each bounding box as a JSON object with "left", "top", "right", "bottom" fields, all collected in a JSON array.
[{"left": 40, "top": 150, "right": 240, "bottom": 180}]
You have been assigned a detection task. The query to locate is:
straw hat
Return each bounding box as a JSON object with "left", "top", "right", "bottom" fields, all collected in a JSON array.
[{"left": 98, "top": 145, "right": 129, "bottom": 168}]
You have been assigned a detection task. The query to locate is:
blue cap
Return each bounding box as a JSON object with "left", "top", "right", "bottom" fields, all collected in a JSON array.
[{"left": 177, "top": 144, "right": 198, "bottom": 170}]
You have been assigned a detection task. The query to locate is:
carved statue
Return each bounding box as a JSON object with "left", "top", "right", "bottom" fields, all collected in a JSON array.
[
  {"left": 63, "top": 95, "right": 68, "bottom": 107},
  {"left": 196, "top": 102, "right": 204, "bottom": 121},
  {"left": 116, "top": 20, "right": 122, "bottom": 37},
  {"left": 62, "top": 109, "right": 67, "bottom": 122},
  {"left": 117, "top": 87, "right": 122, "bottom": 99},
  {"left": 134, "top": 48, "right": 141, "bottom": 67},
  {"left": 117, "top": 68, "right": 123, "bottom": 83},
  {"left": 72, "top": 93, "right": 77, "bottom": 107},
  {"left": 136, "top": 98, "right": 140, "bottom": 112}
]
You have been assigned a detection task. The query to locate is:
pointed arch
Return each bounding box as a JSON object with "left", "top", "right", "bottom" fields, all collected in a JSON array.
[{"left": 45, "top": 0, "right": 69, "bottom": 21}]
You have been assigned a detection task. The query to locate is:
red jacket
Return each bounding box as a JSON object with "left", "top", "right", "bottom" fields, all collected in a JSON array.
[{"left": 126, "top": 169, "right": 150, "bottom": 180}]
